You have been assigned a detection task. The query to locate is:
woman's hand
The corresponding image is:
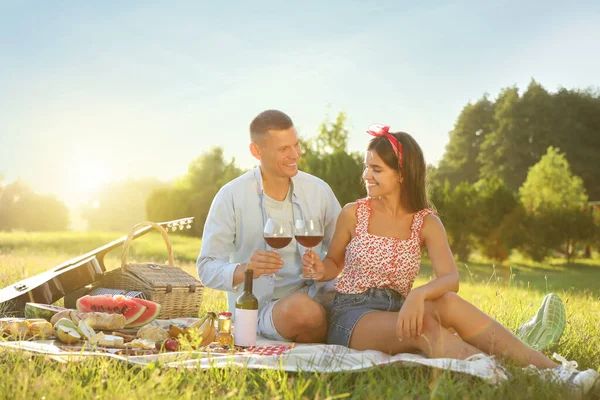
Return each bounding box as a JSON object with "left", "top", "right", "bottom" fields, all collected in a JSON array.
[
  {"left": 396, "top": 288, "right": 426, "bottom": 341},
  {"left": 300, "top": 249, "right": 325, "bottom": 280}
]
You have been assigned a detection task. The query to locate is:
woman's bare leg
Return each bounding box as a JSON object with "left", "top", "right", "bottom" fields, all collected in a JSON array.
[
  {"left": 425, "top": 292, "right": 557, "bottom": 368},
  {"left": 349, "top": 311, "right": 482, "bottom": 359}
]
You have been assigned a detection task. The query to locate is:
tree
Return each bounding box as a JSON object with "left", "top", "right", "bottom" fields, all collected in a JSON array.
[
  {"left": 472, "top": 177, "right": 523, "bottom": 261},
  {"left": 435, "top": 95, "right": 495, "bottom": 187},
  {"left": 438, "top": 80, "right": 600, "bottom": 199},
  {"left": 518, "top": 146, "right": 594, "bottom": 261},
  {"left": 592, "top": 205, "right": 600, "bottom": 254},
  {"left": 520, "top": 147, "right": 587, "bottom": 213},
  {"left": 81, "top": 178, "right": 169, "bottom": 232},
  {"left": 146, "top": 187, "right": 195, "bottom": 229},
  {"left": 430, "top": 176, "right": 524, "bottom": 262},
  {"left": 146, "top": 147, "right": 244, "bottom": 237},
  {"left": 430, "top": 180, "right": 479, "bottom": 261},
  {"left": 478, "top": 81, "right": 563, "bottom": 190},
  {"left": 0, "top": 180, "right": 69, "bottom": 231},
  {"left": 551, "top": 88, "right": 600, "bottom": 200},
  {"left": 298, "top": 112, "right": 365, "bottom": 207},
  {"left": 478, "top": 85, "right": 526, "bottom": 188}
]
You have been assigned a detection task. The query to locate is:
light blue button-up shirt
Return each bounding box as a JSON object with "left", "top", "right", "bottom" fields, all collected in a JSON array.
[{"left": 197, "top": 167, "right": 342, "bottom": 314}]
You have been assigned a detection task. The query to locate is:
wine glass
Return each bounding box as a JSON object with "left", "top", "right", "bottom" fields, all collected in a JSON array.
[
  {"left": 263, "top": 218, "right": 293, "bottom": 281},
  {"left": 295, "top": 218, "right": 324, "bottom": 280}
]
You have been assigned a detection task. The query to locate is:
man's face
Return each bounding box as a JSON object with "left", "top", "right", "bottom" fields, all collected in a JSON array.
[{"left": 252, "top": 127, "right": 301, "bottom": 179}]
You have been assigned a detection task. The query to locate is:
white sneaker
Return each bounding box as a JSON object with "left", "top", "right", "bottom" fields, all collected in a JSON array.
[
  {"left": 543, "top": 353, "right": 599, "bottom": 395},
  {"left": 572, "top": 369, "right": 599, "bottom": 395},
  {"left": 516, "top": 293, "right": 566, "bottom": 350},
  {"left": 464, "top": 353, "right": 508, "bottom": 383}
]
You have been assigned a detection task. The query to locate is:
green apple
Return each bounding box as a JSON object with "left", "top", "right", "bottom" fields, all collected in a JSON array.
[{"left": 55, "top": 325, "right": 81, "bottom": 344}]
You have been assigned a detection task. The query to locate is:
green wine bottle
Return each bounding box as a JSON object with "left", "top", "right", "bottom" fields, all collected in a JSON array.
[{"left": 234, "top": 268, "right": 258, "bottom": 347}]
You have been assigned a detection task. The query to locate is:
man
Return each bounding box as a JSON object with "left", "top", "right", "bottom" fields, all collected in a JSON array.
[{"left": 197, "top": 110, "right": 342, "bottom": 343}]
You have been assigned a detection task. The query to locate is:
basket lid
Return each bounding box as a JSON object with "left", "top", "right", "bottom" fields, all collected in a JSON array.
[{"left": 124, "top": 263, "right": 201, "bottom": 288}]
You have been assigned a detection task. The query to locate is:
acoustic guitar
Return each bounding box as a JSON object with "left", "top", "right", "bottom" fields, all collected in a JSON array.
[{"left": 0, "top": 217, "right": 194, "bottom": 317}]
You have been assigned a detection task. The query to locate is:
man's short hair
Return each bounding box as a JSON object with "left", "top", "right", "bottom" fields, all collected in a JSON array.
[{"left": 250, "top": 110, "right": 294, "bottom": 143}]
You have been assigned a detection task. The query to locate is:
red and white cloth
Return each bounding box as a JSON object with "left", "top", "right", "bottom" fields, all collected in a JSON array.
[{"left": 245, "top": 343, "right": 295, "bottom": 356}]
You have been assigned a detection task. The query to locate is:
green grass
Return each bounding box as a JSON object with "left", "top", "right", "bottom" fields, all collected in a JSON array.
[
  {"left": 0, "top": 230, "right": 202, "bottom": 264},
  {"left": 1, "top": 232, "right": 600, "bottom": 399},
  {"left": 420, "top": 259, "right": 600, "bottom": 298}
]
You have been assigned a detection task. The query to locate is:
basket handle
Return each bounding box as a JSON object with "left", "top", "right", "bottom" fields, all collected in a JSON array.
[{"left": 121, "top": 221, "right": 175, "bottom": 270}]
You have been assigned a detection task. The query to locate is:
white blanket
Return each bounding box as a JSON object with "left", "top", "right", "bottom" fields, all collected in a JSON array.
[{"left": 0, "top": 336, "right": 507, "bottom": 384}]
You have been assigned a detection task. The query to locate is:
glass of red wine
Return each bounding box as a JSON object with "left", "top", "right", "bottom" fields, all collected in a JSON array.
[
  {"left": 263, "top": 218, "right": 293, "bottom": 281},
  {"left": 295, "top": 218, "right": 324, "bottom": 280}
]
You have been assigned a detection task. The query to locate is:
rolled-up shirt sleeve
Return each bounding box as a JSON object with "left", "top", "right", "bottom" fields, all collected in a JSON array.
[{"left": 196, "top": 186, "right": 239, "bottom": 292}]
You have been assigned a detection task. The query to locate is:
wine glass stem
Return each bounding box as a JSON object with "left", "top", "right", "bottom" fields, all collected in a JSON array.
[
  {"left": 271, "top": 248, "right": 283, "bottom": 281},
  {"left": 309, "top": 247, "right": 314, "bottom": 278}
]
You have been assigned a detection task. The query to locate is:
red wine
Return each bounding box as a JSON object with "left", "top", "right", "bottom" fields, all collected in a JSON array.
[
  {"left": 295, "top": 235, "right": 324, "bottom": 247},
  {"left": 264, "top": 236, "right": 292, "bottom": 249}
]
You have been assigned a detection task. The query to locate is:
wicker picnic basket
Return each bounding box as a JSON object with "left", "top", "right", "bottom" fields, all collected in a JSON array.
[{"left": 92, "top": 221, "right": 203, "bottom": 319}]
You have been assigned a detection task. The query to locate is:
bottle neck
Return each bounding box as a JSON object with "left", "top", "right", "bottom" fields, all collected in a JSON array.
[{"left": 244, "top": 268, "right": 253, "bottom": 293}]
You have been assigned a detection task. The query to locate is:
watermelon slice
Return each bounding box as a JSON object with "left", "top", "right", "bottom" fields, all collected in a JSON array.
[
  {"left": 76, "top": 295, "right": 146, "bottom": 326},
  {"left": 125, "top": 298, "right": 161, "bottom": 328},
  {"left": 24, "top": 303, "right": 67, "bottom": 321}
]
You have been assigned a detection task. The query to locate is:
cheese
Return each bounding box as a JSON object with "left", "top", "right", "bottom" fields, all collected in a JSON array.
[{"left": 97, "top": 334, "right": 125, "bottom": 347}]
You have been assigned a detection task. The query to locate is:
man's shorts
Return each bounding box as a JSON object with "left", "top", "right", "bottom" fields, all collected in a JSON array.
[{"left": 257, "top": 280, "right": 336, "bottom": 341}]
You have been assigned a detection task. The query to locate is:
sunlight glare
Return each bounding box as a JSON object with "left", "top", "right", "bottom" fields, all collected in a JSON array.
[{"left": 71, "top": 160, "right": 112, "bottom": 197}]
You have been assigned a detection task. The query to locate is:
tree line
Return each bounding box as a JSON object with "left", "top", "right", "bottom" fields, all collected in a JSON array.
[
  {"left": 428, "top": 79, "right": 600, "bottom": 261},
  {"left": 0, "top": 177, "right": 69, "bottom": 232},
  {"left": 1, "top": 81, "right": 599, "bottom": 262}
]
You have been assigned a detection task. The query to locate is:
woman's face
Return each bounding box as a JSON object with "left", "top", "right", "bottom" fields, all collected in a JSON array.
[{"left": 362, "top": 150, "right": 401, "bottom": 197}]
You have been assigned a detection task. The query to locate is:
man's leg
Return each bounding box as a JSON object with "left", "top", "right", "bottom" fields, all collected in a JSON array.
[{"left": 271, "top": 293, "right": 328, "bottom": 343}]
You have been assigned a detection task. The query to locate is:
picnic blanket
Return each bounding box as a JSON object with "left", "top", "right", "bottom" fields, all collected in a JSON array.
[{"left": 0, "top": 335, "right": 507, "bottom": 384}]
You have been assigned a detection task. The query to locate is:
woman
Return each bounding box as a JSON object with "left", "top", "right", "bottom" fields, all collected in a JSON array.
[{"left": 301, "top": 124, "right": 598, "bottom": 392}]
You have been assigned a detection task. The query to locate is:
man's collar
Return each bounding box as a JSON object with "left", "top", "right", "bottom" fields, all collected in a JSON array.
[{"left": 253, "top": 166, "right": 298, "bottom": 198}]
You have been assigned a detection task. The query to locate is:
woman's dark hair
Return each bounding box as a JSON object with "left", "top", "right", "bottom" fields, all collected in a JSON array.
[{"left": 367, "top": 131, "right": 431, "bottom": 212}]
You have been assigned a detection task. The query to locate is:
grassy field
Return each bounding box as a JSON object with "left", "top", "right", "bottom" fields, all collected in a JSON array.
[{"left": 1, "top": 231, "right": 599, "bottom": 399}]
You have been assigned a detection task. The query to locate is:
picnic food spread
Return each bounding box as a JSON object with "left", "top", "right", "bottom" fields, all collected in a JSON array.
[{"left": 1, "top": 295, "right": 249, "bottom": 355}]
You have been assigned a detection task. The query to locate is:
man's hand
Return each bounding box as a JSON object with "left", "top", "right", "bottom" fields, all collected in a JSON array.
[
  {"left": 233, "top": 250, "right": 284, "bottom": 286},
  {"left": 247, "top": 250, "right": 284, "bottom": 278},
  {"left": 396, "top": 288, "right": 426, "bottom": 341}
]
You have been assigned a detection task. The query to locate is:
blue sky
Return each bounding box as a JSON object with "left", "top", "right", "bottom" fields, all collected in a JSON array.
[{"left": 1, "top": 0, "right": 599, "bottom": 206}]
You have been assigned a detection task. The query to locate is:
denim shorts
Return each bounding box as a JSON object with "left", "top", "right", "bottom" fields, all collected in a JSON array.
[{"left": 327, "top": 288, "right": 405, "bottom": 347}]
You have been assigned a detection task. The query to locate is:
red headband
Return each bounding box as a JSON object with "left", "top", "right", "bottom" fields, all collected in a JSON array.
[{"left": 366, "top": 123, "right": 403, "bottom": 167}]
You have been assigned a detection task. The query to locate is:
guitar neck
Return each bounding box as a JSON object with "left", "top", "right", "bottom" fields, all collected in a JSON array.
[{"left": 57, "top": 217, "right": 194, "bottom": 273}]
